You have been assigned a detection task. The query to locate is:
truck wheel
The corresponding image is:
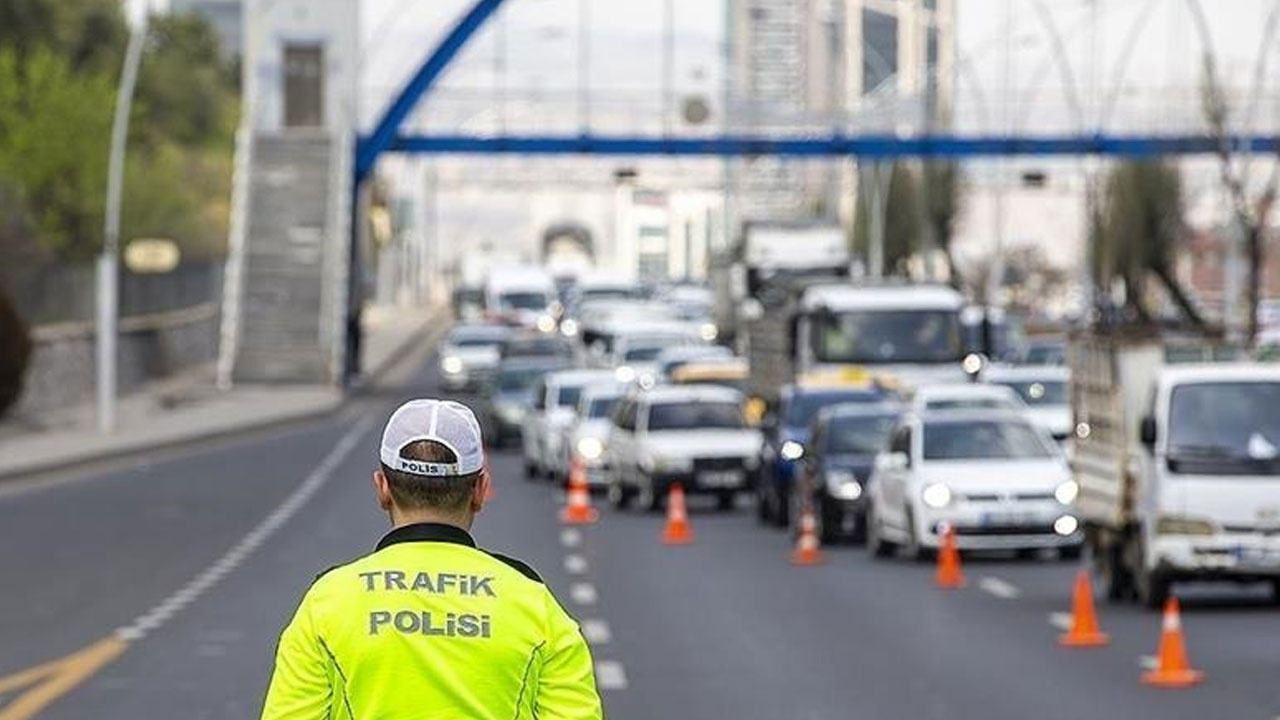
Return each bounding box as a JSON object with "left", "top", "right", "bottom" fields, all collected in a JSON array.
[
  {"left": 867, "top": 504, "right": 897, "bottom": 558},
  {"left": 1059, "top": 545, "right": 1084, "bottom": 562},
  {"left": 607, "top": 482, "right": 632, "bottom": 510},
  {"left": 1271, "top": 579, "right": 1280, "bottom": 605},
  {"left": 1135, "top": 567, "right": 1171, "bottom": 609}
]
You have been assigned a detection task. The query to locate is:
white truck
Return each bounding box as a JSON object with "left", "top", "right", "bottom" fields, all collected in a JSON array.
[
  {"left": 1071, "top": 333, "right": 1280, "bottom": 606},
  {"left": 745, "top": 283, "right": 970, "bottom": 403}
]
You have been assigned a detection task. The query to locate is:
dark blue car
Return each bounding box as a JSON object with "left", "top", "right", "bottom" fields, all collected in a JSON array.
[
  {"left": 791, "top": 402, "right": 901, "bottom": 542},
  {"left": 756, "top": 385, "right": 887, "bottom": 527}
]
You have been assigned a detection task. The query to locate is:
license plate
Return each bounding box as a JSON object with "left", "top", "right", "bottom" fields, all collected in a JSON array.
[
  {"left": 979, "top": 512, "right": 1037, "bottom": 527},
  {"left": 699, "top": 470, "right": 744, "bottom": 488}
]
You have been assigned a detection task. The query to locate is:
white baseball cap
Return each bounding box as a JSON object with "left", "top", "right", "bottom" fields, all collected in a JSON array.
[{"left": 379, "top": 399, "right": 486, "bottom": 477}]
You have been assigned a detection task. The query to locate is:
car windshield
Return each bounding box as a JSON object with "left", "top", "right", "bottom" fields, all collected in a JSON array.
[
  {"left": 826, "top": 415, "right": 898, "bottom": 454},
  {"left": 454, "top": 288, "right": 483, "bottom": 304},
  {"left": 995, "top": 380, "right": 1067, "bottom": 406},
  {"left": 1167, "top": 382, "right": 1280, "bottom": 475},
  {"left": 647, "top": 401, "right": 744, "bottom": 431},
  {"left": 925, "top": 398, "right": 1014, "bottom": 411},
  {"left": 1023, "top": 343, "right": 1065, "bottom": 365},
  {"left": 784, "top": 391, "right": 882, "bottom": 427},
  {"left": 505, "top": 337, "right": 566, "bottom": 357},
  {"left": 497, "top": 366, "right": 555, "bottom": 393},
  {"left": 555, "top": 385, "right": 583, "bottom": 409},
  {"left": 449, "top": 328, "right": 507, "bottom": 347},
  {"left": 923, "top": 419, "right": 1055, "bottom": 461},
  {"left": 625, "top": 338, "right": 687, "bottom": 362},
  {"left": 500, "top": 291, "right": 549, "bottom": 311},
  {"left": 811, "top": 309, "right": 962, "bottom": 364},
  {"left": 585, "top": 396, "right": 620, "bottom": 418}
]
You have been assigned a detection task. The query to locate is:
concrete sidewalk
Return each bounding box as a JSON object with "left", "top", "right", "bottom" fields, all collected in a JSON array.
[{"left": 0, "top": 303, "right": 446, "bottom": 480}]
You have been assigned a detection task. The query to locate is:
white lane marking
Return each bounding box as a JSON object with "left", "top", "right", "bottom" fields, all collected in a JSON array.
[
  {"left": 115, "top": 415, "right": 377, "bottom": 641},
  {"left": 570, "top": 582, "right": 598, "bottom": 606},
  {"left": 1139, "top": 655, "right": 1159, "bottom": 670},
  {"left": 978, "top": 576, "right": 1021, "bottom": 600},
  {"left": 1047, "top": 612, "right": 1073, "bottom": 632},
  {"left": 564, "top": 554, "right": 589, "bottom": 575},
  {"left": 560, "top": 528, "right": 582, "bottom": 548},
  {"left": 595, "top": 660, "right": 629, "bottom": 690},
  {"left": 581, "top": 619, "right": 612, "bottom": 645}
]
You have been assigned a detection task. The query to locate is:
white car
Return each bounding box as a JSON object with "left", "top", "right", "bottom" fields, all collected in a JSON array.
[
  {"left": 909, "top": 383, "right": 1024, "bottom": 413},
  {"left": 521, "top": 369, "right": 616, "bottom": 480},
  {"left": 561, "top": 383, "right": 628, "bottom": 487},
  {"left": 438, "top": 323, "right": 511, "bottom": 391},
  {"left": 984, "top": 365, "right": 1071, "bottom": 441},
  {"left": 865, "top": 409, "right": 1082, "bottom": 559},
  {"left": 605, "top": 385, "right": 762, "bottom": 512},
  {"left": 604, "top": 322, "right": 707, "bottom": 383},
  {"left": 652, "top": 344, "right": 734, "bottom": 381}
]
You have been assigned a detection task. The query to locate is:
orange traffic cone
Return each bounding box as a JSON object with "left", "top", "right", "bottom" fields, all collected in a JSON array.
[
  {"left": 660, "top": 484, "right": 694, "bottom": 545},
  {"left": 1059, "top": 570, "right": 1110, "bottom": 647},
  {"left": 559, "top": 458, "right": 598, "bottom": 525},
  {"left": 1141, "top": 597, "right": 1203, "bottom": 688},
  {"left": 935, "top": 525, "right": 966, "bottom": 589},
  {"left": 790, "top": 504, "right": 824, "bottom": 565}
]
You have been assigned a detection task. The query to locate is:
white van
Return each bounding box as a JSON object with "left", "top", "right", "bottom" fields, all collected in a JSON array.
[{"left": 485, "top": 266, "right": 557, "bottom": 331}]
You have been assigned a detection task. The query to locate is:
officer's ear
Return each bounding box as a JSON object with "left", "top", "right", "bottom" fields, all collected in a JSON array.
[
  {"left": 470, "top": 467, "right": 490, "bottom": 514},
  {"left": 373, "top": 469, "right": 394, "bottom": 512}
]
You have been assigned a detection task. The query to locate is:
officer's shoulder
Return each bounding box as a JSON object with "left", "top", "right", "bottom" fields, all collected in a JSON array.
[{"left": 482, "top": 550, "right": 544, "bottom": 584}]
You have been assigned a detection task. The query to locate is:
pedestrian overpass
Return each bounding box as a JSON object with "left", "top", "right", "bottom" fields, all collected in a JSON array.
[{"left": 217, "top": 0, "right": 1280, "bottom": 388}]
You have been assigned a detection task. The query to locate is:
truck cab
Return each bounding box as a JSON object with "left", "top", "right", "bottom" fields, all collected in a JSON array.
[
  {"left": 1073, "top": 336, "right": 1280, "bottom": 605},
  {"left": 747, "top": 284, "right": 968, "bottom": 403}
]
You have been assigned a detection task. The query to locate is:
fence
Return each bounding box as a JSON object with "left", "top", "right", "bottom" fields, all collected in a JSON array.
[{"left": 1, "top": 260, "right": 222, "bottom": 328}]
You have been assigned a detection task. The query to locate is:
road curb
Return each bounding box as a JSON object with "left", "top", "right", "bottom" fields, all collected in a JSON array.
[{"left": 0, "top": 305, "right": 450, "bottom": 482}]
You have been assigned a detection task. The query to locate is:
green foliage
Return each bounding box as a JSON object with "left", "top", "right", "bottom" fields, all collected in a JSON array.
[
  {"left": 0, "top": 2, "right": 237, "bottom": 264},
  {"left": 1097, "top": 160, "right": 1207, "bottom": 329},
  {"left": 922, "top": 161, "right": 962, "bottom": 285},
  {"left": 854, "top": 163, "right": 922, "bottom": 276},
  {"left": 0, "top": 47, "right": 116, "bottom": 261}
]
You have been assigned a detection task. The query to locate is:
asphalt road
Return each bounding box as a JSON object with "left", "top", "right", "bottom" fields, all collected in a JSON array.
[{"left": 3, "top": 336, "right": 1280, "bottom": 720}]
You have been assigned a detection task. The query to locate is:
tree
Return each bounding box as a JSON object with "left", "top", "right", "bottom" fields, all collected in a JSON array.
[
  {"left": 854, "top": 162, "right": 921, "bottom": 276},
  {"left": 1095, "top": 160, "right": 1210, "bottom": 331},
  {"left": 922, "top": 161, "right": 963, "bottom": 287}
]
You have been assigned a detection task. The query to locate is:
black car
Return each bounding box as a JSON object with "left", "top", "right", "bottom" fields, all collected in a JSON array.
[
  {"left": 479, "top": 356, "right": 570, "bottom": 446},
  {"left": 791, "top": 402, "right": 900, "bottom": 543}
]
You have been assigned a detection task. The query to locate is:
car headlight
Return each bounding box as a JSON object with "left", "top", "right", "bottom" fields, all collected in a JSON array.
[
  {"left": 442, "top": 356, "right": 463, "bottom": 374},
  {"left": 780, "top": 440, "right": 805, "bottom": 461},
  {"left": 1054, "top": 480, "right": 1079, "bottom": 505},
  {"left": 577, "top": 436, "right": 604, "bottom": 461},
  {"left": 652, "top": 456, "right": 692, "bottom": 473},
  {"left": 699, "top": 322, "right": 718, "bottom": 342},
  {"left": 921, "top": 482, "right": 952, "bottom": 509},
  {"left": 826, "top": 470, "right": 862, "bottom": 500},
  {"left": 1156, "top": 515, "right": 1217, "bottom": 536},
  {"left": 536, "top": 314, "right": 557, "bottom": 333},
  {"left": 1053, "top": 515, "right": 1079, "bottom": 536},
  {"left": 560, "top": 318, "right": 580, "bottom": 337}
]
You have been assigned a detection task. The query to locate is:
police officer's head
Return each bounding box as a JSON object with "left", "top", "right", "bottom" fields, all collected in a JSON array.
[{"left": 375, "top": 400, "right": 491, "bottom": 527}]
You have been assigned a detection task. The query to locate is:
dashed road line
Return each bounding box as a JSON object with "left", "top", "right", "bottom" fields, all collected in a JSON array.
[
  {"left": 594, "top": 660, "right": 629, "bottom": 690},
  {"left": 977, "top": 576, "right": 1021, "bottom": 600},
  {"left": 570, "top": 583, "right": 598, "bottom": 606},
  {"left": 1047, "top": 612, "right": 1073, "bottom": 632},
  {"left": 560, "top": 528, "right": 582, "bottom": 548},
  {"left": 580, "top": 619, "right": 612, "bottom": 645},
  {"left": 564, "top": 554, "right": 589, "bottom": 574}
]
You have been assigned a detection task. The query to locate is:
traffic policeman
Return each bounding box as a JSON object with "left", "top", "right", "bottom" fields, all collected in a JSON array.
[{"left": 260, "top": 399, "right": 603, "bottom": 719}]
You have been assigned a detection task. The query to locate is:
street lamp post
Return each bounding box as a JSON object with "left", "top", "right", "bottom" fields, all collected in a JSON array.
[{"left": 97, "top": 8, "right": 149, "bottom": 434}]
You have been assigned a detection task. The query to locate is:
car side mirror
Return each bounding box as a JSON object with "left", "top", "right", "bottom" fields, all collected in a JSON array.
[{"left": 1139, "top": 416, "right": 1157, "bottom": 449}]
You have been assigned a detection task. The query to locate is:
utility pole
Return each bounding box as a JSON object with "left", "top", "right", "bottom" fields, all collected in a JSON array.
[{"left": 97, "top": 8, "right": 149, "bottom": 434}]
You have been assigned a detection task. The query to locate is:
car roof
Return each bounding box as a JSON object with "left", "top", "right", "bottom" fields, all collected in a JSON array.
[
  {"left": 800, "top": 284, "right": 964, "bottom": 312},
  {"left": 545, "top": 369, "right": 617, "bottom": 386},
  {"left": 913, "top": 383, "right": 1018, "bottom": 400},
  {"left": 498, "top": 356, "right": 570, "bottom": 371},
  {"left": 1159, "top": 363, "right": 1280, "bottom": 384},
  {"left": 580, "top": 382, "right": 626, "bottom": 399},
  {"left": 637, "top": 384, "right": 744, "bottom": 404},
  {"left": 983, "top": 365, "right": 1069, "bottom": 382},
  {"left": 449, "top": 323, "right": 509, "bottom": 337},
  {"left": 913, "top": 408, "right": 1036, "bottom": 425}
]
